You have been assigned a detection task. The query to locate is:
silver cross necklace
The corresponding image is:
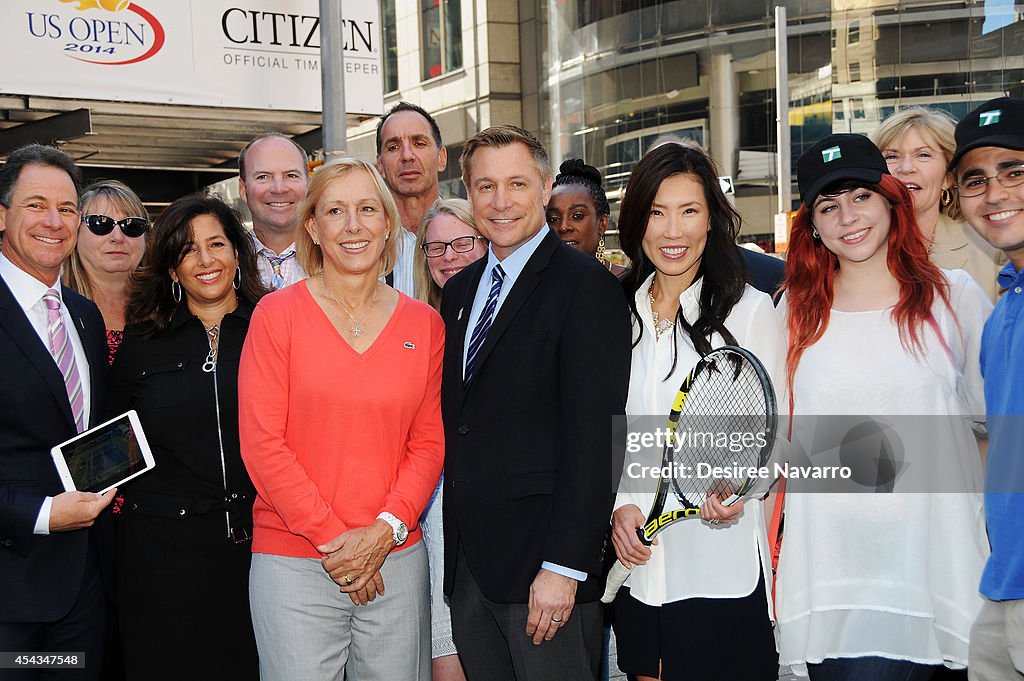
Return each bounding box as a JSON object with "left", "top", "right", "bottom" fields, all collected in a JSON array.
[{"left": 320, "top": 272, "right": 381, "bottom": 337}]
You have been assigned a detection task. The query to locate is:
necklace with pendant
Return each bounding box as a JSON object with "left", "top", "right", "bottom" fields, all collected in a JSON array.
[
  {"left": 320, "top": 272, "right": 381, "bottom": 337},
  {"left": 648, "top": 282, "right": 675, "bottom": 341},
  {"left": 202, "top": 322, "right": 220, "bottom": 373}
]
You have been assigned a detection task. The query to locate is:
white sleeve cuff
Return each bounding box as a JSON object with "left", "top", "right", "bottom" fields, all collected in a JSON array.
[
  {"left": 541, "top": 561, "right": 587, "bottom": 582},
  {"left": 34, "top": 497, "right": 53, "bottom": 535}
]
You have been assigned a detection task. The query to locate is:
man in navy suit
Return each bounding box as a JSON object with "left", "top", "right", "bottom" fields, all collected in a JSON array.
[
  {"left": 441, "top": 126, "right": 631, "bottom": 680},
  {"left": 0, "top": 144, "right": 115, "bottom": 680}
]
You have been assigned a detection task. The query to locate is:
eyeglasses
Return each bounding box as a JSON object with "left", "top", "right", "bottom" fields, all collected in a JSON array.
[
  {"left": 82, "top": 214, "right": 150, "bottom": 238},
  {"left": 421, "top": 235, "right": 486, "bottom": 258},
  {"left": 956, "top": 164, "right": 1024, "bottom": 198}
]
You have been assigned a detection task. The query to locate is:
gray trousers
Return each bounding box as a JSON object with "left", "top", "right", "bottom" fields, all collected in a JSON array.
[
  {"left": 450, "top": 546, "right": 602, "bottom": 681},
  {"left": 969, "top": 597, "right": 1024, "bottom": 681},
  {"left": 249, "top": 542, "right": 430, "bottom": 681}
]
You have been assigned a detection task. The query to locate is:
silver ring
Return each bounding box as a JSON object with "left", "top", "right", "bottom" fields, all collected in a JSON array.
[
  {"left": 551, "top": 616, "right": 562, "bottom": 623},
  {"left": 709, "top": 518, "right": 720, "bottom": 525}
]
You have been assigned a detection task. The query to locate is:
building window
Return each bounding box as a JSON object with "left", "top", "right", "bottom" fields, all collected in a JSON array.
[
  {"left": 422, "top": 0, "right": 463, "bottom": 80},
  {"left": 848, "top": 19, "right": 860, "bottom": 44},
  {"left": 848, "top": 62, "right": 861, "bottom": 82},
  {"left": 382, "top": 0, "right": 398, "bottom": 93}
]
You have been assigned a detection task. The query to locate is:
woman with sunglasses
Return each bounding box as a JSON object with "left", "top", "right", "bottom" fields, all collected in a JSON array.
[
  {"left": 63, "top": 180, "right": 149, "bottom": 364},
  {"left": 410, "top": 197, "right": 485, "bottom": 681}
]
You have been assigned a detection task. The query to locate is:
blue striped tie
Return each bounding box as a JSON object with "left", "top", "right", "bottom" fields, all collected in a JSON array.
[{"left": 464, "top": 264, "right": 506, "bottom": 383}]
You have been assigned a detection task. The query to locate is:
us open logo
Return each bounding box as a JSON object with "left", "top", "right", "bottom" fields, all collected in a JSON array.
[{"left": 25, "top": 0, "right": 166, "bottom": 66}]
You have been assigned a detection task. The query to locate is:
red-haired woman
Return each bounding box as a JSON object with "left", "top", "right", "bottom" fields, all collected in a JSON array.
[{"left": 774, "top": 134, "right": 991, "bottom": 680}]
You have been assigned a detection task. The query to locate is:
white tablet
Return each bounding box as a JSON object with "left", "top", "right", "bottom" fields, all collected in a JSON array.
[{"left": 51, "top": 410, "right": 155, "bottom": 494}]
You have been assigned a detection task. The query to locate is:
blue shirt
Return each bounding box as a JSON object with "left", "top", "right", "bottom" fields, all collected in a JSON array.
[
  {"left": 460, "top": 225, "right": 587, "bottom": 582},
  {"left": 979, "top": 261, "right": 1024, "bottom": 601}
]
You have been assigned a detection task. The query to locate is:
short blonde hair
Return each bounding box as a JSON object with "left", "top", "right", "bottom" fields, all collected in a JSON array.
[
  {"left": 871, "top": 106, "right": 962, "bottom": 220},
  {"left": 296, "top": 159, "right": 401, "bottom": 278},
  {"left": 414, "top": 198, "right": 482, "bottom": 310}
]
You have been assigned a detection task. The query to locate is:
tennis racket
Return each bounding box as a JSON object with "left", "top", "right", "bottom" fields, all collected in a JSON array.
[{"left": 601, "top": 345, "right": 778, "bottom": 604}]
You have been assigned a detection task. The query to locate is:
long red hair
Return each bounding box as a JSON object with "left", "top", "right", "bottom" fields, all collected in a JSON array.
[{"left": 783, "top": 173, "right": 952, "bottom": 400}]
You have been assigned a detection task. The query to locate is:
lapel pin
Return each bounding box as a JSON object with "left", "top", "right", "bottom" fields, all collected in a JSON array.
[{"left": 458, "top": 307, "right": 464, "bottom": 321}]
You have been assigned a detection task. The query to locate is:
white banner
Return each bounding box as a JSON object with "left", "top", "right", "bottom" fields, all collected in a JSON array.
[{"left": 0, "top": 0, "right": 383, "bottom": 114}]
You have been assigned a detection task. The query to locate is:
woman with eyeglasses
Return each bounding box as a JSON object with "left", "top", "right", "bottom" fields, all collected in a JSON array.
[
  {"left": 63, "top": 180, "right": 149, "bottom": 364},
  {"left": 410, "top": 197, "right": 485, "bottom": 681},
  {"left": 872, "top": 107, "right": 1005, "bottom": 301},
  {"left": 105, "top": 194, "right": 266, "bottom": 681},
  {"left": 546, "top": 158, "right": 627, "bottom": 277}
]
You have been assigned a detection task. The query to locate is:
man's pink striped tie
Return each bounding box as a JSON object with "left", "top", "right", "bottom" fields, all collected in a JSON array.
[{"left": 43, "top": 290, "right": 85, "bottom": 433}]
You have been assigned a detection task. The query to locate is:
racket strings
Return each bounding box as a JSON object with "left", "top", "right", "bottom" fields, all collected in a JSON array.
[{"left": 670, "top": 353, "right": 772, "bottom": 506}]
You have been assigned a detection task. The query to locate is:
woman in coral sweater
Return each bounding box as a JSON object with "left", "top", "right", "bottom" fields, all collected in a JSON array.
[{"left": 239, "top": 159, "right": 444, "bottom": 681}]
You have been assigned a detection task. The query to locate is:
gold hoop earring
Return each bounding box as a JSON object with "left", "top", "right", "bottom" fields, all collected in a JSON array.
[
  {"left": 595, "top": 237, "right": 607, "bottom": 264},
  {"left": 940, "top": 188, "right": 953, "bottom": 208}
]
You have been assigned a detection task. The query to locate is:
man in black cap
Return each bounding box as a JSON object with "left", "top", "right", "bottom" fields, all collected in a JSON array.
[{"left": 950, "top": 96, "right": 1024, "bottom": 681}]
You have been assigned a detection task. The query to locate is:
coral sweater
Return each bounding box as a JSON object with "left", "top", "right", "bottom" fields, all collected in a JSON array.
[{"left": 238, "top": 281, "right": 445, "bottom": 558}]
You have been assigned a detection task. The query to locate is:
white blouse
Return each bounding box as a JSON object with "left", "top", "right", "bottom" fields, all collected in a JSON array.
[
  {"left": 614, "top": 272, "right": 787, "bottom": 608},
  {"left": 775, "top": 268, "right": 991, "bottom": 674}
]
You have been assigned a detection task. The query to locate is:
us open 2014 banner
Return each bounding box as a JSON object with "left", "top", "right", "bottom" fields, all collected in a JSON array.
[{"left": 0, "top": 0, "right": 383, "bottom": 114}]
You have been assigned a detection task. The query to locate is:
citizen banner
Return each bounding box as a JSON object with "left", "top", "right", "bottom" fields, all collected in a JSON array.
[{"left": 1, "top": 0, "right": 383, "bottom": 114}]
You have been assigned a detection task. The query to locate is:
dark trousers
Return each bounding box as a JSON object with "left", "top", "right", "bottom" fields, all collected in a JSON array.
[
  {"left": 808, "top": 657, "right": 947, "bottom": 681},
  {"left": 0, "top": 537, "right": 107, "bottom": 681},
  {"left": 450, "top": 545, "right": 602, "bottom": 681}
]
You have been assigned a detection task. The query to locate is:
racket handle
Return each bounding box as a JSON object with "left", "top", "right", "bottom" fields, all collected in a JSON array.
[{"left": 600, "top": 560, "right": 632, "bottom": 604}]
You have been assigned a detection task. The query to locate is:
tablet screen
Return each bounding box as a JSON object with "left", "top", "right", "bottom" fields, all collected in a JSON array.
[{"left": 57, "top": 412, "right": 150, "bottom": 493}]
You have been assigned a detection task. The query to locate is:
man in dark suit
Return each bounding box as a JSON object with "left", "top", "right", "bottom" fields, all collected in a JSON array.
[
  {"left": 0, "top": 144, "right": 115, "bottom": 680},
  {"left": 440, "top": 126, "right": 631, "bottom": 681}
]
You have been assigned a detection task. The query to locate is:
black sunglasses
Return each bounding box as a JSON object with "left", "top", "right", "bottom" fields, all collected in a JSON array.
[{"left": 82, "top": 214, "right": 150, "bottom": 238}]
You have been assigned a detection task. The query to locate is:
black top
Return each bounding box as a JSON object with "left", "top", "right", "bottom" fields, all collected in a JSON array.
[{"left": 106, "top": 301, "right": 256, "bottom": 534}]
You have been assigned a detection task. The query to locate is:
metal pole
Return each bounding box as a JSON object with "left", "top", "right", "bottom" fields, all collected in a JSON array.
[
  {"left": 320, "top": 0, "right": 347, "bottom": 160},
  {"left": 775, "top": 5, "right": 791, "bottom": 214}
]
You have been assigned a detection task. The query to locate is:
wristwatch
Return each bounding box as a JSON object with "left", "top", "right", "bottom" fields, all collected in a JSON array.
[{"left": 377, "top": 512, "right": 408, "bottom": 546}]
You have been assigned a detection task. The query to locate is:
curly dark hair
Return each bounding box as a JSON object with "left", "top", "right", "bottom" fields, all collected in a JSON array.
[
  {"left": 552, "top": 158, "right": 611, "bottom": 217},
  {"left": 126, "top": 194, "right": 266, "bottom": 338}
]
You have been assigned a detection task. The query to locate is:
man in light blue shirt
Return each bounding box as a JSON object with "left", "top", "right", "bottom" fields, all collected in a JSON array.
[{"left": 951, "top": 96, "right": 1024, "bottom": 681}]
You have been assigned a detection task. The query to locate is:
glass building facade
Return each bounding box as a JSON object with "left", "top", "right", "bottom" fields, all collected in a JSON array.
[{"left": 539, "top": 0, "right": 1024, "bottom": 252}]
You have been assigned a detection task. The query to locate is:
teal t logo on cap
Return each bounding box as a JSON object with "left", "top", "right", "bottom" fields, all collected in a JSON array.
[
  {"left": 979, "top": 110, "right": 1002, "bottom": 126},
  {"left": 822, "top": 146, "right": 842, "bottom": 163}
]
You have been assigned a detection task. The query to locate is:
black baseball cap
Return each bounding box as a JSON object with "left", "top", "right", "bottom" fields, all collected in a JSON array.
[
  {"left": 797, "top": 133, "right": 889, "bottom": 206},
  {"left": 949, "top": 97, "right": 1024, "bottom": 170}
]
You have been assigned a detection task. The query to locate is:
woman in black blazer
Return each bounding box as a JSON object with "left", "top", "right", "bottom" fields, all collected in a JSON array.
[{"left": 106, "top": 195, "right": 266, "bottom": 681}]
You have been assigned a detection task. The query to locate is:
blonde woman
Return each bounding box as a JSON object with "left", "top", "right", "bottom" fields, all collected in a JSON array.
[
  {"left": 412, "top": 197, "right": 485, "bottom": 681},
  {"left": 239, "top": 159, "right": 444, "bottom": 681},
  {"left": 414, "top": 198, "right": 487, "bottom": 309},
  {"left": 872, "top": 107, "right": 1004, "bottom": 300},
  {"left": 63, "top": 179, "right": 148, "bottom": 363}
]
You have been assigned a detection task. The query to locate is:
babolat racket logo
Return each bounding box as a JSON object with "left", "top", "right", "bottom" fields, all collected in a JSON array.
[
  {"left": 644, "top": 508, "right": 701, "bottom": 537},
  {"left": 821, "top": 146, "right": 842, "bottom": 163},
  {"left": 979, "top": 110, "right": 1002, "bottom": 126}
]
